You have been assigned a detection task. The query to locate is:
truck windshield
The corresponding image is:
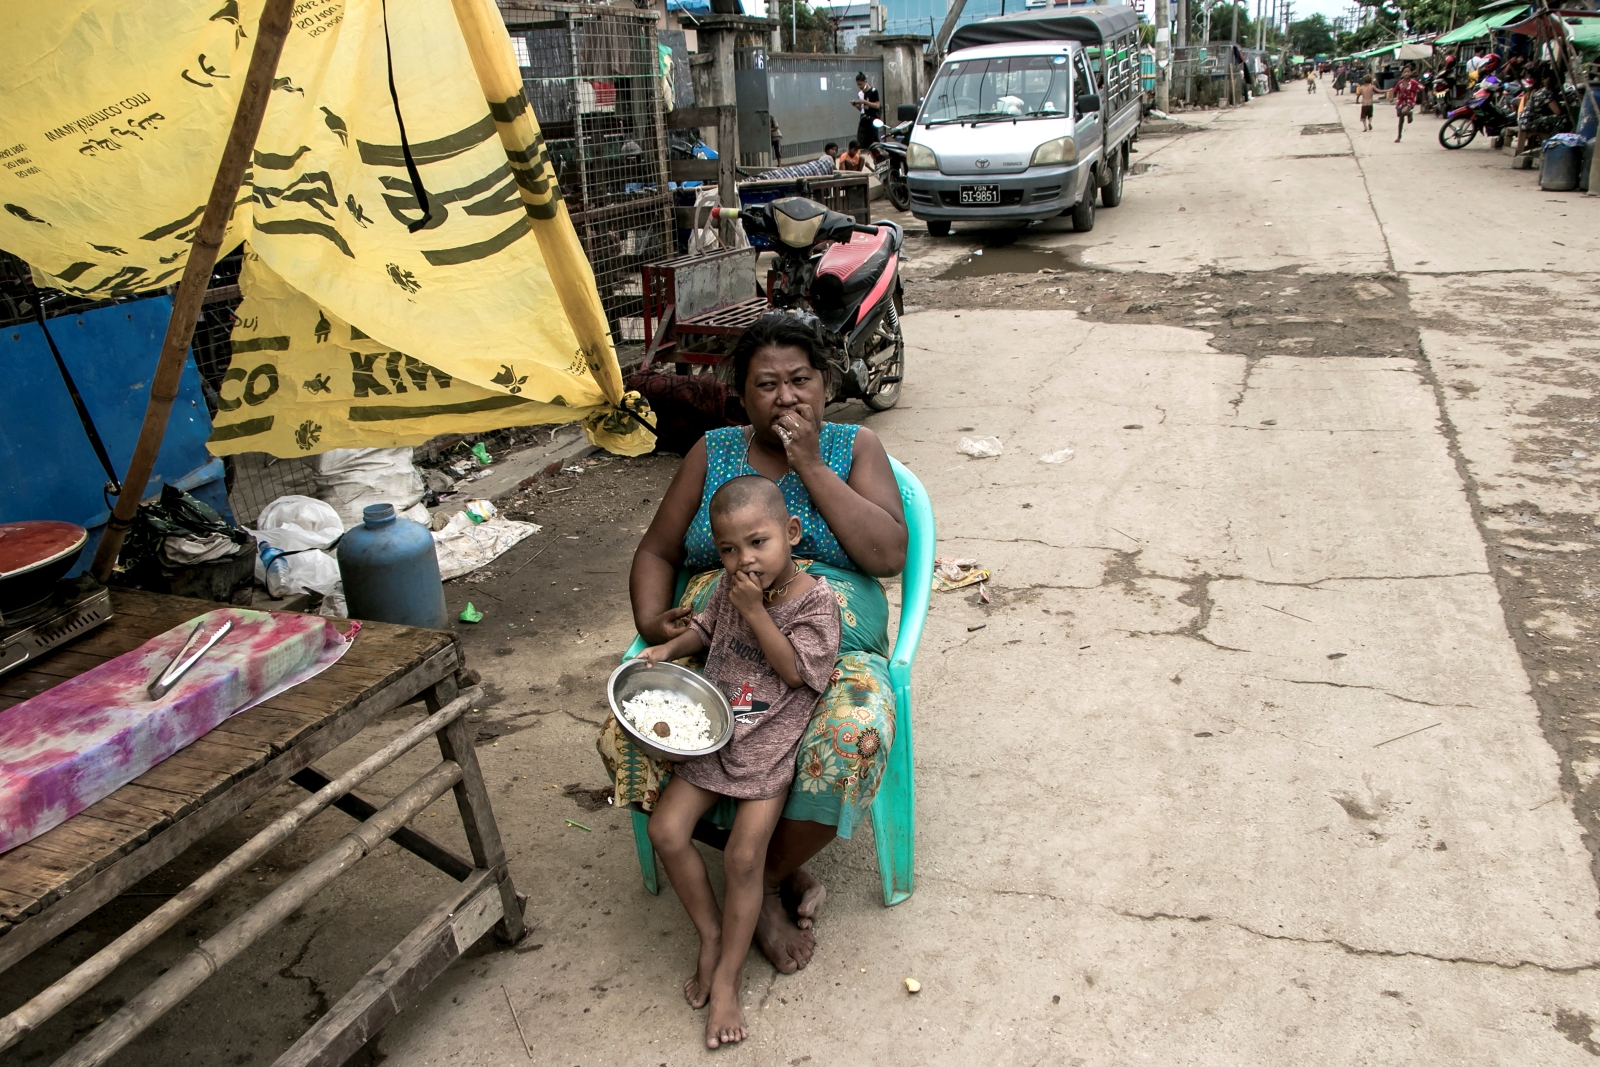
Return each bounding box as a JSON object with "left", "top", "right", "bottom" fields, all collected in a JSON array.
[{"left": 921, "top": 55, "right": 1072, "bottom": 124}]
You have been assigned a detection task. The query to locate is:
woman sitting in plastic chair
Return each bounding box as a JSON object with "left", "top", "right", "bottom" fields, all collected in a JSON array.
[{"left": 599, "top": 313, "right": 927, "bottom": 977}]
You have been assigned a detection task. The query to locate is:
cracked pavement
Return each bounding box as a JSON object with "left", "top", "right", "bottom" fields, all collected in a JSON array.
[{"left": 10, "top": 82, "right": 1600, "bottom": 1067}]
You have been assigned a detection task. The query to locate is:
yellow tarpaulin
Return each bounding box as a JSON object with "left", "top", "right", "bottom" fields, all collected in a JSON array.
[{"left": 0, "top": 0, "right": 653, "bottom": 457}]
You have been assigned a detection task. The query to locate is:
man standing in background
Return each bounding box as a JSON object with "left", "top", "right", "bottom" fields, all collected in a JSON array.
[{"left": 853, "top": 71, "right": 881, "bottom": 151}]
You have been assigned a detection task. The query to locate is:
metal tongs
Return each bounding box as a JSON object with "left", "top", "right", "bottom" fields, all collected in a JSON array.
[{"left": 147, "top": 617, "right": 233, "bottom": 700}]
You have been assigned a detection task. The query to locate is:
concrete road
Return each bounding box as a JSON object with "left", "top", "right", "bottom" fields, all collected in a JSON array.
[
  {"left": 10, "top": 85, "right": 1600, "bottom": 1066},
  {"left": 372, "top": 85, "right": 1596, "bottom": 1064}
]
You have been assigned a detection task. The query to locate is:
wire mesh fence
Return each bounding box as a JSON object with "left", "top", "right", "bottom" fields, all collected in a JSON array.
[{"left": 504, "top": 1, "right": 674, "bottom": 350}]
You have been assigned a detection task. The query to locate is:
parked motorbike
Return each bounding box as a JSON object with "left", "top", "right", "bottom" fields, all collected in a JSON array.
[
  {"left": 713, "top": 198, "right": 905, "bottom": 411},
  {"left": 870, "top": 118, "right": 912, "bottom": 213},
  {"left": 1439, "top": 79, "right": 1517, "bottom": 149},
  {"left": 1419, "top": 71, "right": 1441, "bottom": 114}
]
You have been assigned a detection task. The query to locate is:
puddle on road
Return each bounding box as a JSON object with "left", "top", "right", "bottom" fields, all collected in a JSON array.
[
  {"left": 1301, "top": 123, "right": 1343, "bottom": 135},
  {"left": 1129, "top": 160, "right": 1158, "bottom": 175},
  {"left": 938, "top": 246, "right": 1089, "bottom": 279}
]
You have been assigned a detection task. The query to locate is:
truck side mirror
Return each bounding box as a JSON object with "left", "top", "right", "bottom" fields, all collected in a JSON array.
[
  {"left": 898, "top": 104, "right": 918, "bottom": 122},
  {"left": 1077, "top": 93, "right": 1101, "bottom": 115}
]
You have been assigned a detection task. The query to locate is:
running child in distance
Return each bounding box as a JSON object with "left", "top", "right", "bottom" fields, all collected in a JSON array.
[
  {"left": 1356, "top": 74, "right": 1377, "bottom": 132},
  {"left": 638, "top": 475, "right": 842, "bottom": 1049}
]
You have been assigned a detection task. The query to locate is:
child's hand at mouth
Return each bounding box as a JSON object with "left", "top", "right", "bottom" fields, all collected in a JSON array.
[{"left": 727, "top": 569, "right": 767, "bottom": 619}]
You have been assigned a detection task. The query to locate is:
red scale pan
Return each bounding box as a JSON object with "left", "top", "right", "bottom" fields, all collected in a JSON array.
[{"left": 0, "top": 521, "right": 89, "bottom": 622}]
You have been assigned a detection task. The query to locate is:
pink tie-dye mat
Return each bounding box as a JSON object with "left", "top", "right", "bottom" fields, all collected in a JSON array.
[{"left": 0, "top": 608, "right": 355, "bottom": 854}]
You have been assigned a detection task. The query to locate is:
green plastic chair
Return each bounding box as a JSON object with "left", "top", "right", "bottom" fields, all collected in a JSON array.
[{"left": 621, "top": 456, "right": 934, "bottom": 906}]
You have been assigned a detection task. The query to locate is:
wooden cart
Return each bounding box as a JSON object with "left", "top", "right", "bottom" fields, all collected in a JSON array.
[{"left": 0, "top": 589, "right": 521, "bottom": 1066}]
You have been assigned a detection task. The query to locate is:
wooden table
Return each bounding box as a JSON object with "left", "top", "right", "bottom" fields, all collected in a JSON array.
[{"left": 0, "top": 589, "right": 522, "bottom": 1066}]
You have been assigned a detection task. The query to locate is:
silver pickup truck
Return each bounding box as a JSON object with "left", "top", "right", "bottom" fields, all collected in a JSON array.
[{"left": 907, "top": 4, "right": 1143, "bottom": 235}]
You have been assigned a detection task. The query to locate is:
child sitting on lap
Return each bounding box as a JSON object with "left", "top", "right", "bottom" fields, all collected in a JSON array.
[{"left": 639, "top": 475, "right": 841, "bottom": 1049}]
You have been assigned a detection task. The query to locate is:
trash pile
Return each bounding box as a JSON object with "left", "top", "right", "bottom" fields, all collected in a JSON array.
[{"left": 248, "top": 447, "right": 539, "bottom": 617}]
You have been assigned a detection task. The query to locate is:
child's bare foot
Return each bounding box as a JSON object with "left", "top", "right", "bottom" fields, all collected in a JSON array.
[
  {"left": 756, "top": 889, "right": 814, "bottom": 973},
  {"left": 684, "top": 933, "right": 721, "bottom": 1008},
  {"left": 785, "top": 867, "right": 826, "bottom": 930},
  {"left": 704, "top": 988, "right": 747, "bottom": 1049}
]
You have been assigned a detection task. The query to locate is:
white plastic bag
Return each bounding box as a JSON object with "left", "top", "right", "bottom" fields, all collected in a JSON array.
[
  {"left": 249, "top": 494, "right": 345, "bottom": 611},
  {"left": 1039, "top": 448, "right": 1075, "bottom": 464},
  {"left": 957, "top": 435, "right": 1003, "bottom": 459},
  {"left": 251, "top": 495, "right": 343, "bottom": 552},
  {"left": 313, "top": 447, "right": 426, "bottom": 528},
  {"left": 688, "top": 188, "right": 749, "bottom": 255},
  {"left": 432, "top": 513, "right": 540, "bottom": 581},
  {"left": 261, "top": 546, "right": 342, "bottom": 600}
]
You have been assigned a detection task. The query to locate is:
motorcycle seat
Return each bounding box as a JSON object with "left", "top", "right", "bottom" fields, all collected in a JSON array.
[{"left": 817, "top": 228, "right": 892, "bottom": 292}]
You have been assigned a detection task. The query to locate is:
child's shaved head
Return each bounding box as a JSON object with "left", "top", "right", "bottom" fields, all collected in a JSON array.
[{"left": 709, "top": 475, "right": 789, "bottom": 527}]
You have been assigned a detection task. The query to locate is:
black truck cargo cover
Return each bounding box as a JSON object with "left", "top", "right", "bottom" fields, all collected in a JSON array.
[{"left": 947, "top": 4, "right": 1141, "bottom": 52}]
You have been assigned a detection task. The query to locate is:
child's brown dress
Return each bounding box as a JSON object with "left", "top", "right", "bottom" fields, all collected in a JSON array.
[{"left": 675, "top": 576, "right": 842, "bottom": 800}]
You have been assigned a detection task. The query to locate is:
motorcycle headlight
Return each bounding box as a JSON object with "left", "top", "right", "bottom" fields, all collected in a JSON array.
[
  {"left": 1030, "top": 136, "right": 1077, "bottom": 167},
  {"left": 907, "top": 142, "right": 938, "bottom": 170}
]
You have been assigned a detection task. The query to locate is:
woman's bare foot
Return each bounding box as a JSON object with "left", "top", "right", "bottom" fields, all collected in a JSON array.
[
  {"left": 704, "top": 987, "right": 747, "bottom": 1049},
  {"left": 683, "top": 932, "right": 721, "bottom": 1008},
  {"left": 784, "top": 867, "right": 827, "bottom": 930},
  {"left": 755, "top": 888, "right": 814, "bottom": 973}
]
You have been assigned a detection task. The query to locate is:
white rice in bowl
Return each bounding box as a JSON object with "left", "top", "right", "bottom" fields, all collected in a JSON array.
[{"left": 620, "top": 688, "right": 715, "bottom": 751}]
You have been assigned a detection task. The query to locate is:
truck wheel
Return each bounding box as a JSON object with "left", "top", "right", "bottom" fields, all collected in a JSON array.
[
  {"left": 1071, "top": 191, "right": 1096, "bottom": 232},
  {"left": 1101, "top": 149, "right": 1124, "bottom": 208},
  {"left": 927, "top": 220, "right": 951, "bottom": 237}
]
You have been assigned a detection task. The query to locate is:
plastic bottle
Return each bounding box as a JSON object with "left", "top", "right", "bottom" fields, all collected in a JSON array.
[{"left": 337, "top": 503, "right": 447, "bottom": 628}]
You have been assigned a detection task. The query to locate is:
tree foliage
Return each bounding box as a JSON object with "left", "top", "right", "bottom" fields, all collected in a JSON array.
[
  {"left": 1186, "top": 2, "right": 1257, "bottom": 44},
  {"left": 1288, "top": 13, "right": 1336, "bottom": 56},
  {"left": 774, "top": 0, "right": 841, "bottom": 53},
  {"left": 1331, "top": 0, "right": 1486, "bottom": 52}
]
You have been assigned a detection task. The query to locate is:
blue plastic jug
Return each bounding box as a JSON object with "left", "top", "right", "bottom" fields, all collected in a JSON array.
[{"left": 338, "top": 503, "right": 447, "bottom": 628}]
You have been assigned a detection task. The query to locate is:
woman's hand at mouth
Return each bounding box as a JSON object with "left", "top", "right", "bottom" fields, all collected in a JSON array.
[{"left": 773, "top": 403, "right": 823, "bottom": 471}]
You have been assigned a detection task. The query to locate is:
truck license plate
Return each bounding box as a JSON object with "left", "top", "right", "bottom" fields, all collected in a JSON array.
[{"left": 959, "top": 184, "right": 1001, "bottom": 205}]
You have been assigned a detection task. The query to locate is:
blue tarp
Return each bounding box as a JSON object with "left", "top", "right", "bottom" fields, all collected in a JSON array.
[{"left": 0, "top": 294, "right": 229, "bottom": 571}]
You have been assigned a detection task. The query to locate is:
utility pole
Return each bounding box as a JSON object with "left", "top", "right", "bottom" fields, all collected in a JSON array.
[
  {"left": 1177, "top": 0, "right": 1188, "bottom": 47},
  {"left": 1156, "top": 0, "right": 1171, "bottom": 110}
]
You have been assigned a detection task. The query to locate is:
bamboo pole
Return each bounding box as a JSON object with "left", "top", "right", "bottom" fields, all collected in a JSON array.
[
  {"left": 88, "top": 0, "right": 294, "bottom": 582},
  {"left": 53, "top": 760, "right": 465, "bottom": 1067},
  {"left": 0, "top": 687, "right": 480, "bottom": 1054},
  {"left": 447, "top": 0, "right": 625, "bottom": 407}
]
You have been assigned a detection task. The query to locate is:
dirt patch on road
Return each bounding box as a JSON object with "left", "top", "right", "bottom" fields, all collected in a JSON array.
[{"left": 907, "top": 264, "right": 1421, "bottom": 362}]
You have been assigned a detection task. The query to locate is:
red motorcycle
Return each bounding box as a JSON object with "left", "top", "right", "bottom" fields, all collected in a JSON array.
[
  {"left": 714, "top": 198, "right": 905, "bottom": 411},
  {"left": 1439, "top": 79, "right": 1517, "bottom": 149}
]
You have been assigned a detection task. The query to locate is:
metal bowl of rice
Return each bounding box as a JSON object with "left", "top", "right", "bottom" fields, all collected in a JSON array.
[{"left": 607, "top": 659, "right": 733, "bottom": 762}]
